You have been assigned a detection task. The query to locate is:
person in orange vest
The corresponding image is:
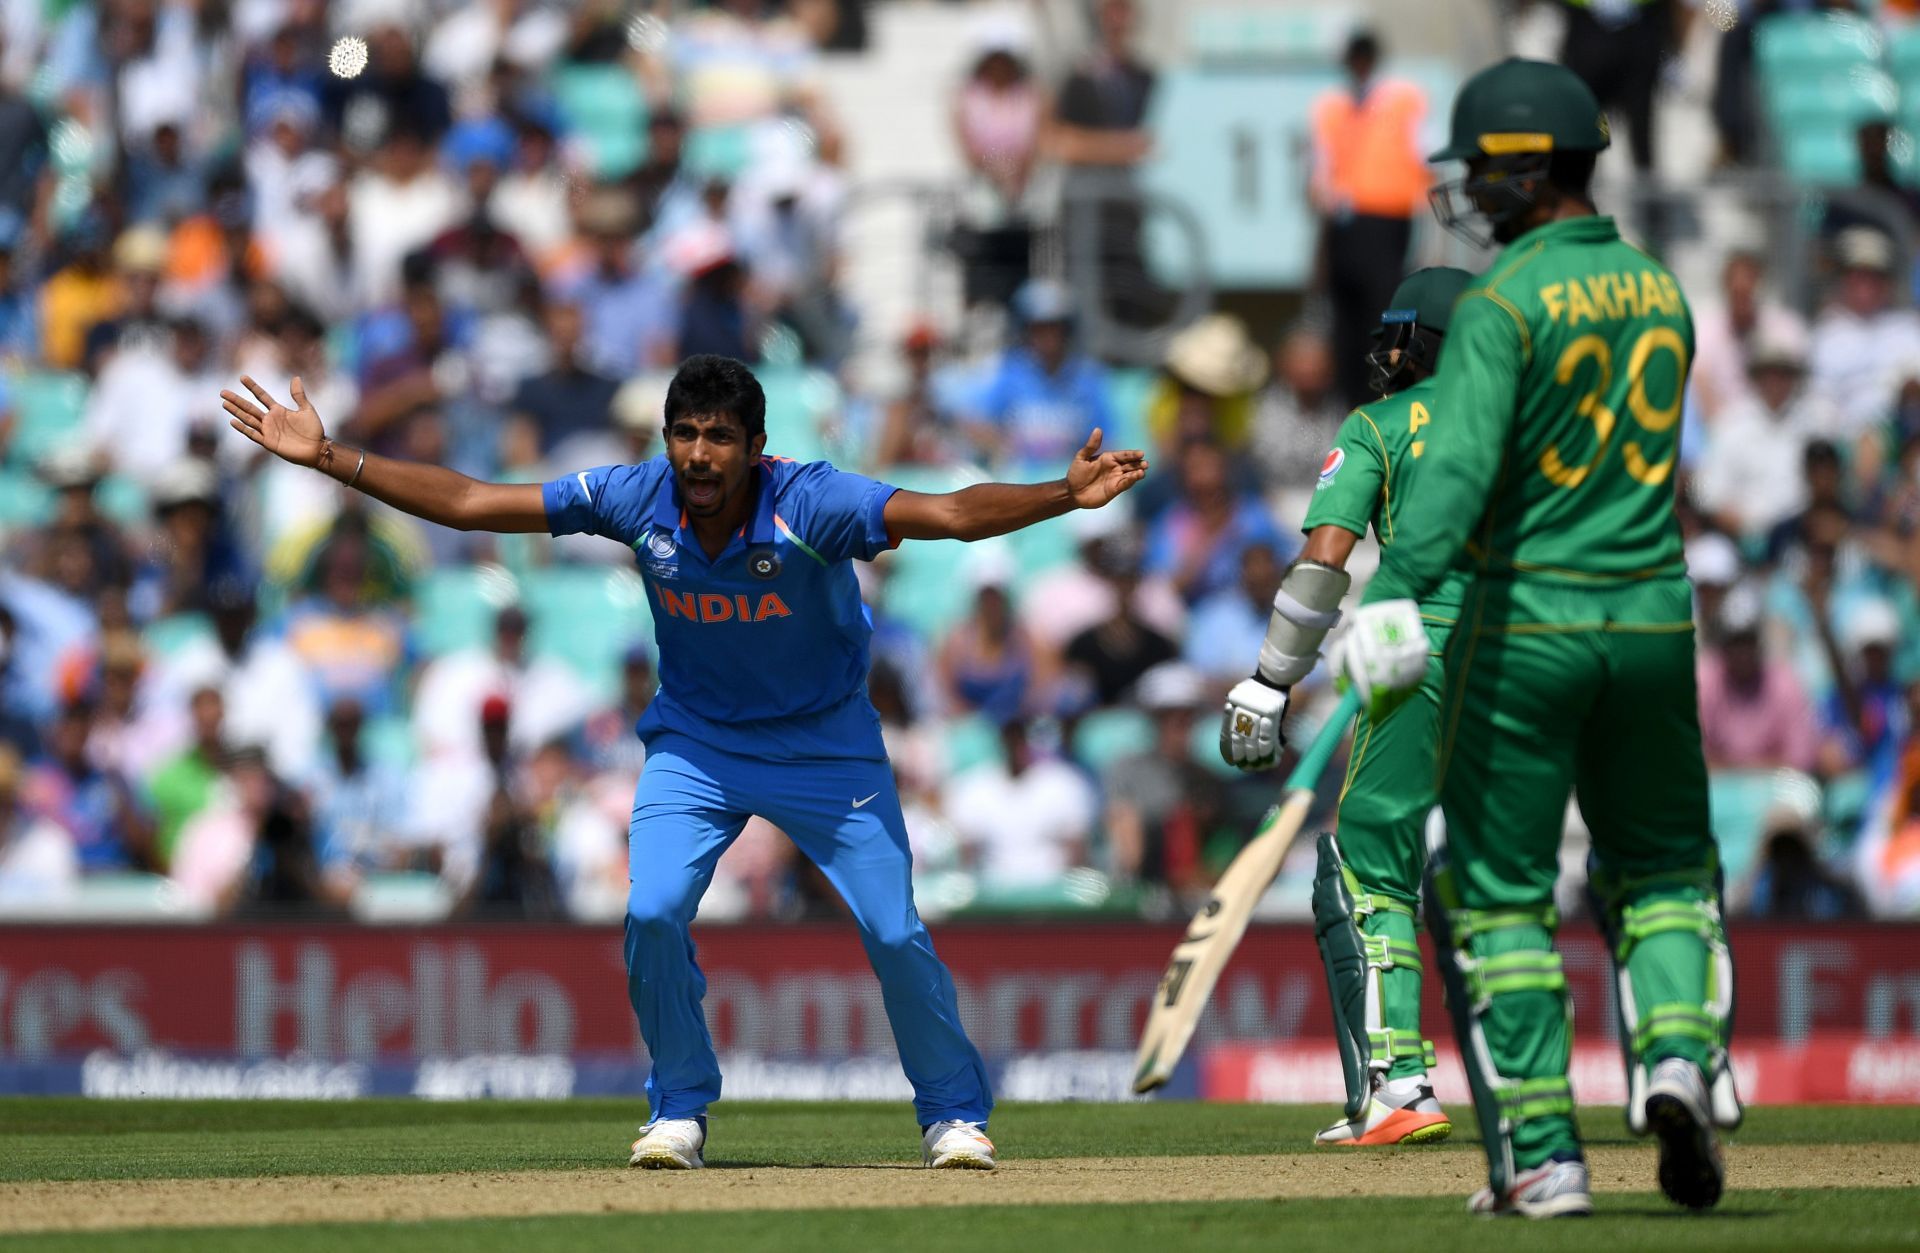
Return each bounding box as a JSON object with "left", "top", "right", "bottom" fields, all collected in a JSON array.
[{"left": 1310, "top": 31, "right": 1430, "bottom": 409}]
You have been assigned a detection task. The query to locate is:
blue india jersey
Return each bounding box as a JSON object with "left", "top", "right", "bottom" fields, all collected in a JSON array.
[{"left": 542, "top": 454, "right": 898, "bottom": 761}]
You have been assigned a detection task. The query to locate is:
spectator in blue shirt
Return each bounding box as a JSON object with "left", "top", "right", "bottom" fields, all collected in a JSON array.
[
  {"left": 1145, "top": 441, "right": 1286, "bottom": 605},
  {"left": 559, "top": 186, "right": 679, "bottom": 377},
  {"left": 1183, "top": 541, "right": 1285, "bottom": 683},
  {"left": 311, "top": 697, "right": 410, "bottom": 903},
  {"left": 966, "top": 279, "right": 1112, "bottom": 475}
]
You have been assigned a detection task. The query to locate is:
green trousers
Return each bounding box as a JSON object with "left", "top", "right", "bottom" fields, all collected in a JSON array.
[
  {"left": 1333, "top": 620, "right": 1451, "bottom": 1083},
  {"left": 1433, "top": 576, "right": 1719, "bottom": 1171}
]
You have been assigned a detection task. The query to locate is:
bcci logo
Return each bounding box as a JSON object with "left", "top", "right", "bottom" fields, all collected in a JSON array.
[{"left": 748, "top": 548, "right": 782, "bottom": 580}]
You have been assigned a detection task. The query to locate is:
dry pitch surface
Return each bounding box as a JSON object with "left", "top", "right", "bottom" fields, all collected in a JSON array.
[{"left": 2, "top": 1100, "right": 1916, "bottom": 1252}]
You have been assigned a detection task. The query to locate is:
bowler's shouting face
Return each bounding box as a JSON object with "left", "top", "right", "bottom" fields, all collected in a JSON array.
[{"left": 665, "top": 410, "right": 767, "bottom": 518}]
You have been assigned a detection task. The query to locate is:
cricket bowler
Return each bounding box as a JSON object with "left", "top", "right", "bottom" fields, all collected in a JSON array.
[
  {"left": 1292, "top": 60, "right": 1738, "bottom": 1217},
  {"left": 1219, "top": 266, "right": 1474, "bottom": 1148},
  {"left": 222, "top": 354, "right": 1148, "bottom": 1172}
]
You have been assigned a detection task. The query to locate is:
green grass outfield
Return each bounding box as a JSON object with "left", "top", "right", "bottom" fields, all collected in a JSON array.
[{"left": 2, "top": 1100, "right": 1917, "bottom": 1252}]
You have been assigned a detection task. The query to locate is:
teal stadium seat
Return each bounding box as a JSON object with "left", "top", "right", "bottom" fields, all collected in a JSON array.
[
  {"left": 549, "top": 63, "right": 648, "bottom": 179},
  {"left": 1072, "top": 706, "right": 1155, "bottom": 776},
  {"left": 8, "top": 371, "right": 88, "bottom": 466},
  {"left": 361, "top": 713, "right": 416, "bottom": 770},
  {"left": 412, "top": 564, "right": 522, "bottom": 658},
  {"left": 873, "top": 463, "right": 987, "bottom": 640},
  {"left": 1103, "top": 367, "right": 1154, "bottom": 454},
  {"left": 0, "top": 467, "right": 51, "bottom": 531},
  {"left": 682, "top": 124, "right": 752, "bottom": 181},
  {"left": 759, "top": 366, "right": 836, "bottom": 464},
  {"left": 523, "top": 565, "right": 652, "bottom": 692},
  {"left": 1782, "top": 126, "right": 1864, "bottom": 185},
  {"left": 1890, "top": 24, "right": 1920, "bottom": 82},
  {"left": 1755, "top": 11, "right": 1884, "bottom": 78},
  {"left": 943, "top": 714, "right": 1004, "bottom": 775}
]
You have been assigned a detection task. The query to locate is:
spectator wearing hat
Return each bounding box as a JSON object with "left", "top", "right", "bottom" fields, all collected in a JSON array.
[
  {"left": 964, "top": 278, "right": 1112, "bottom": 476},
  {"left": 244, "top": 93, "right": 334, "bottom": 245},
  {"left": 145, "top": 682, "right": 231, "bottom": 868},
  {"left": 128, "top": 458, "right": 249, "bottom": 622},
  {"left": 1690, "top": 249, "right": 1809, "bottom": 425},
  {"left": 1685, "top": 531, "right": 1743, "bottom": 635},
  {"left": 1697, "top": 587, "right": 1819, "bottom": 773},
  {"left": 1809, "top": 227, "right": 1920, "bottom": 436},
  {"left": 0, "top": 743, "right": 76, "bottom": 904},
  {"left": 1147, "top": 313, "right": 1268, "bottom": 455},
  {"left": 1693, "top": 322, "right": 1837, "bottom": 543},
  {"left": 1309, "top": 30, "right": 1428, "bottom": 409},
  {"left": 555, "top": 185, "right": 679, "bottom": 377},
  {"left": 1102, "top": 661, "right": 1248, "bottom": 895},
  {"left": 1740, "top": 800, "right": 1865, "bottom": 921},
  {"left": 943, "top": 713, "right": 1098, "bottom": 892},
  {"left": 37, "top": 447, "right": 130, "bottom": 588},
  {"left": 23, "top": 698, "right": 152, "bottom": 873}
]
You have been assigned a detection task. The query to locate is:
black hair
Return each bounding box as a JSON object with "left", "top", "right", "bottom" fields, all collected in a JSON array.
[
  {"left": 1805, "top": 439, "right": 1842, "bottom": 469},
  {"left": 1547, "top": 149, "right": 1598, "bottom": 201},
  {"left": 663, "top": 355, "right": 766, "bottom": 439},
  {"left": 1345, "top": 31, "right": 1379, "bottom": 66}
]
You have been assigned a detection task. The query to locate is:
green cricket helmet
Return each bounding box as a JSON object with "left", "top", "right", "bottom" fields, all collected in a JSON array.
[
  {"left": 1428, "top": 58, "right": 1610, "bottom": 247},
  {"left": 1366, "top": 266, "right": 1474, "bottom": 396}
]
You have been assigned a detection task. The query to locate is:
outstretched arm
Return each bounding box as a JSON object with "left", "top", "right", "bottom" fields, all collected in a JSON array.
[
  {"left": 222, "top": 376, "right": 549, "bottom": 533},
  {"left": 881, "top": 428, "right": 1147, "bottom": 544}
]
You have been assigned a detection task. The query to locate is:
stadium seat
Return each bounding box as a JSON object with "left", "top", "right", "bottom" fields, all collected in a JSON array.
[
  {"left": 412, "top": 564, "right": 522, "bottom": 659},
  {"left": 1071, "top": 706, "right": 1155, "bottom": 776},
  {"left": 93, "top": 474, "right": 148, "bottom": 526},
  {"left": 0, "top": 467, "right": 51, "bottom": 530},
  {"left": 523, "top": 565, "right": 652, "bottom": 691},
  {"left": 682, "top": 123, "right": 752, "bottom": 180},
  {"left": 360, "top": 713, "right": 415, "bottom": 771},
  {"left": 1755, "top": 12, "right": 1884, "bottom": 78},
  {"left": 549, "top": 63, "right": 649, "bottom": 179},
  {"left": 1102, "top": 367, "right": 1155, "bottom": 454},
  {"left": 942, "top": 714, "right": 1004, "bottom": 775},
  {"left": 1708, "top": 768, "right": 1824, "bottom": 884},
  {"left": 759, "top": 366, "right": 837, "bottom": 464},
  {"left": 1781, "top": 125, "right": 1865, "bottom": 185},
  {"left": 1767, "top": 70, "right": 1898, "bottom": 129},
  {"left": 7, "top": 371, "right": 88, "bottom": 466},
  {"left": 141, "top": 611, "right": 214, "bottom": 659},
  {"left": 1008, "top": 514, "right": 1077, "bottom": 585}
]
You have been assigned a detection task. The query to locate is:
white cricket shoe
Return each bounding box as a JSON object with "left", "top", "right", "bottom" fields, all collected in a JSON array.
[
  {"left": 922, "top": 1119, "right": 996, "bottom": 1170},
  {"left": 1468, "top": 1156, "right": 1593, "bottom": 1219},
  {"left": 629, "top": 1117, "right": 705, "bottom": 1169},
  {"left": 1646, "top": 1058, "right": 1725, "bottom": 1210}
]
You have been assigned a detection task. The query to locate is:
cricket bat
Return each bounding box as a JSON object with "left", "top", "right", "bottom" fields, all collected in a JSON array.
[{"left": 1131, "top": 688, "right": 1363, "bottom": 1094}]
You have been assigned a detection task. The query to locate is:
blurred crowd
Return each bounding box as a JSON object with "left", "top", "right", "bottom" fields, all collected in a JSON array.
[{"left": 0, "top": 0, "right": 1917, "bottom": 924}]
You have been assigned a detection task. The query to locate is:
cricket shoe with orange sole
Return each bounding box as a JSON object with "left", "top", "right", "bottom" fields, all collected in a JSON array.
[{"left": 1315, "top": 1081, "right": 1453, "bottom": 1146}]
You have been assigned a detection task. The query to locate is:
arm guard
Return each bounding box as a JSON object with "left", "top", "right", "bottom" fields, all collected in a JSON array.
[{"left": 1255, "top": 560, "right": 1352, "bottom": 686}]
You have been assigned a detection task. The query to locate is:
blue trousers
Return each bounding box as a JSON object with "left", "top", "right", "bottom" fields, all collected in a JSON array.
[{"left": 624, "top": 732, "right": 993, "bottom": 1126}]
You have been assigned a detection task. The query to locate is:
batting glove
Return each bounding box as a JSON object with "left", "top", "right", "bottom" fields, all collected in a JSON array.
[
  {"left": 1332, "top": 599, "right": 1431, "bottom": 722},
  {"left": 1220, "top": 675, "right": 1289, "bottom": 771}
]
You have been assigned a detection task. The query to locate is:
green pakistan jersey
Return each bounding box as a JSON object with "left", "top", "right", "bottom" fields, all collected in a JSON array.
[
  {"left": 1300, "top": 376, "right": 1468, "bottom": 617},
  {"left": 1365, "top": 215, "right": 1693, "bottom": 621}
]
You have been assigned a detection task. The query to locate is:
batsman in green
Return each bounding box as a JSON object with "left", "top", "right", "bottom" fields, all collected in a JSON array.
[
  {"left": 1350, "top": 59, "right": 1738, "bottom": 1217},
  {"left": 1219, "top": 266, "right": 1475, "bottom": 1148}
]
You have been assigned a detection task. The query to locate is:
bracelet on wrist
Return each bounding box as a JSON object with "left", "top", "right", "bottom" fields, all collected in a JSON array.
[{"left": 347, "top": 448, "right": 367, "bottom": 489}]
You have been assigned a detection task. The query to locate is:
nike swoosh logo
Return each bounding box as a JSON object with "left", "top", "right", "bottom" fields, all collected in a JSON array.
[
  {"left": 851, "top": 792, "right": 880, "bottom": 809},
  {"left": 576, "top": 471, "right": 594, "bottom": 504}
]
